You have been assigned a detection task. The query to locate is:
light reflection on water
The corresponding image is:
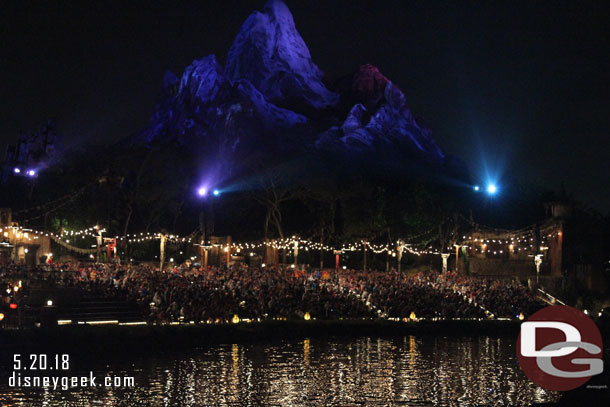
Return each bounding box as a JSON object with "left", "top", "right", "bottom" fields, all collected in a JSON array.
[{"left": 0, "top": 336, "right": 559, "bottom": 406}]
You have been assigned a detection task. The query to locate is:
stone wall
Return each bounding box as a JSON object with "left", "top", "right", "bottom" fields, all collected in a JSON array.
[{"left": 467, "top": 258, "right": 536, "bottom": 280}]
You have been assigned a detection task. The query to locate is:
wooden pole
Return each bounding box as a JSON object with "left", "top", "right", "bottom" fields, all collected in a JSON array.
[
  {"left": 319, "top": 227, "right": 324, "bottom": 270},
  {"left": 363, "top": 240, "right": 367, "bottom": 272}
]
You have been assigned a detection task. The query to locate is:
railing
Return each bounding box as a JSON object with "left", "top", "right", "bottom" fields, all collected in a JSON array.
[{"left": 536, "top": 288, "right": 566, "bottom": 306}]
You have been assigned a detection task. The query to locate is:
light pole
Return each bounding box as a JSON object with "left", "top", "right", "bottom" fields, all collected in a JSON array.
[
  {"left": 397, "top": 241, "right": 405, "bottom": 276},
  {"left": 362, "top": 240, "right": 367, "bottom": 272},
  {"left": 535, "top": 254, "right": 543, "bottom": 286},
  {"left": 160, "top": 232, "right": 168, "bottom": 271},
  {"left": 334, "top": 250, "right": 341, "bottom": 273},
  {"left": 453, "top": 244, "right": 468, "bottom": 273},
  {"left": 197, "top": 187, "right": 208, "bottom": 243},
  {"left": 202, "top": 244, "right": 212, "bottom": 268},
  {"left": 293, "top": 238, "right": 299, "bottom": 268},
  {"left": 441, "top": 253, "right": 450, "bottom": 273},
  {"left": 95, "top": 225, "right": 103, "bottom": 263},
  {"left": 197, "top": 186, "right": 220, "bottom": 245},
  {"left": 197, "top": 186, "right": 221, "bottom": 267}
]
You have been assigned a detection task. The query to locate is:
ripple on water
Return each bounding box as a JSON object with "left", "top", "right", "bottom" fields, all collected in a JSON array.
[{"left": 0, "top": 336, "right": 559, "bottom": 406}]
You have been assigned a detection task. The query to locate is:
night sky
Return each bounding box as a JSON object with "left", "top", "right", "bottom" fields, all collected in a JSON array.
[{"left": 1, "top": 0, "right": 608, "bottom": 212}]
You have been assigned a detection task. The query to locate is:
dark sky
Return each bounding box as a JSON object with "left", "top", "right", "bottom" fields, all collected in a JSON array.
[{"left": 1, "top": 0, "right": 608, "bottom": 212}]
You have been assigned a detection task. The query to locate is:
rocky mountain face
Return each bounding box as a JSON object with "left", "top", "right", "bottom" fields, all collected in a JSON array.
[
  {"left": 225, "top": 0, "right": 338, "bottom": 113},
  {"left": 136, "top": 0, "right": 457, "bottom": 175}
]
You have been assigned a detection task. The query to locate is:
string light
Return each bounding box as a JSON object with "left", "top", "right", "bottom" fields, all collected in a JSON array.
[{"left": 9, "top": 220, "right": 560, "bottom": 260}]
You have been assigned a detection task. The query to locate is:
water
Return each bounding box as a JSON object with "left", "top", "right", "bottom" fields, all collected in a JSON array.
[{"left": 0, "top": 336, "right": 559, "bottom": 406}]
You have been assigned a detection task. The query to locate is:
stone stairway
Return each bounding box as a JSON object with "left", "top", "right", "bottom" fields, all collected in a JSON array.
[{"left": 330, "top": 280, "right": 387, "bottom": 318}]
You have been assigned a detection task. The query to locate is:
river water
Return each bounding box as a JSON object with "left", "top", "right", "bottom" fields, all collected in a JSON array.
[{"left": 1, "top": 335, "right": 559, "bottom": 406}]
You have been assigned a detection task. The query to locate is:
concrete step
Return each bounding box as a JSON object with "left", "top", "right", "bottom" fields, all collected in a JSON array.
[{"left": 57, "top": 294, "right": 145, "bottom": 323}]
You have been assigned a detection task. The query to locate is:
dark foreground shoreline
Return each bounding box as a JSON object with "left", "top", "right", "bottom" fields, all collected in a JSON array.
[{"left": 0, "top": 319, "right": 521, "bottom": 354}]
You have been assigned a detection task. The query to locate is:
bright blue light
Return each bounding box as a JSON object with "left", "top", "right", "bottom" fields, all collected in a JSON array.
[
  {"left": 197, "top": 187, "right": 208, "bottom": 197},
  {"left": 27, "top": 169, "right": 36, "bottom": 177},
  {"left": 487, "top": 184, "right": 497, "bottom": 195},
  {"left": 473, "top": 185, "right": 480, "bottom": 191},
  {"left": 212, "top": 189, "right": 220, "bottom": 196},
  {"left": 13, "top": 168, "right": 20, "bottom": 174}
]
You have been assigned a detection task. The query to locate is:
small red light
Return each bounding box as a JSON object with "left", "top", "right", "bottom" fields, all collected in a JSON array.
[{"left": 9, "top": 303, "right": 17, "bottom": 309}]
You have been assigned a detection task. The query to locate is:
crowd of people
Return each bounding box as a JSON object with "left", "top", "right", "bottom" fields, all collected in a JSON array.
[
  {"left": 338, "top": 269, "right": 540, "bottom": 319},
  {"left": 1, "top": 261, "right": 541, "bottom": 324}
]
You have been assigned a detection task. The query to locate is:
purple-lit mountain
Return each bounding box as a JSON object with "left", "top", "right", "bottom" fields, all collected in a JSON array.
[
  {"left": 225, "top": 0, "right": 338, "bottom": 112},
  {"left": 135, "top": 0, "right": 456, "bottom": 173}
]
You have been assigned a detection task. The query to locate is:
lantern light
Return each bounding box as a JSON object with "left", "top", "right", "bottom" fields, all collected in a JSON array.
[
  {"left": 0, "top": 313, "right": 4, "bottom": 321},
  {"left": 9, "top": 303, "right": 17, "bottom": 310},
  {"left": 232, "top": 314, "right": 240, "bottom": 324},
  {"left": 47, "top": 300, "right": 53, "bottom": 306},
  {"left": 304, "top": 312, "right": 311, "bottom": 321}
]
